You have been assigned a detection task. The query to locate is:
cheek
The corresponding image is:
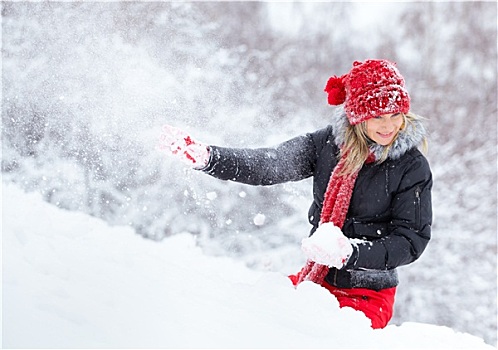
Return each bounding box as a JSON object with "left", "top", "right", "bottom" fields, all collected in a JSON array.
[
  {"left": 393, "top": 119, "right": 404, "bottom": 131},
  {"left": 365, "top": 122, "right": 378, "bottom": 138}
]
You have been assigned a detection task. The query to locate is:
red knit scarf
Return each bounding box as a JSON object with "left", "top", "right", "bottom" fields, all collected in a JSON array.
[{"left": 295, "top": 151, "right": 374, "bottom": 285}]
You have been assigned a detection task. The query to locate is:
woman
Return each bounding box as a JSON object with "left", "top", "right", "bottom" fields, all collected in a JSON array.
[{"left": 159, "top": 59, "right": 433, "bottom": 329}]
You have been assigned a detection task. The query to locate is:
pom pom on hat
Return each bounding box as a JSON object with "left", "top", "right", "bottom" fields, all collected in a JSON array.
[
  {"left": 324, "top": 75, "right": 346, "bottom": 105},
  {"left": 325, "top": 59, "right": 411, "bottom": 125}
]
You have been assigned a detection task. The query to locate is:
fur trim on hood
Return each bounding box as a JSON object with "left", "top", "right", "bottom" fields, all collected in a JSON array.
[{"left": 330, "top": 107, "right": 427, "bottom": 161}]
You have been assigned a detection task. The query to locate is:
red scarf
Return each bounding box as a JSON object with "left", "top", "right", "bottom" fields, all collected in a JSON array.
[{"left": 295, "top": 151, "right": 374, "bottom": 285}]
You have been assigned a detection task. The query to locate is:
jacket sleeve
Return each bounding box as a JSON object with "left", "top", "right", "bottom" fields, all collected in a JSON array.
[
  {"left": 345, "top": 154, "right": 433, "bottom": 270},
  {"left": 200, "top": 130, "right": 326, "bottom": 186}
]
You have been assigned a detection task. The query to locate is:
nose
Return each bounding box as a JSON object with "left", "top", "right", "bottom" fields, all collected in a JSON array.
[{"left": 379, "top": 116, "right": 394, "bottom": 129}]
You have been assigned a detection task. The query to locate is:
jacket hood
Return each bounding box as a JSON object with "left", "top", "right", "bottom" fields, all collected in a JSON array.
[{"left": 330, "top": 107, "right": 427, "bottom": 161}]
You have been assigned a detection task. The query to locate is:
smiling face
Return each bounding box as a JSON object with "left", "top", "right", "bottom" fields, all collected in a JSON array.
[{"left": 365, "top": 113, "right": 404, "bottom": 146}]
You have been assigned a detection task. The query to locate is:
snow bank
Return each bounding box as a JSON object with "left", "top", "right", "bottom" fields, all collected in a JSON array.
[{"left": 2, "top": 183, "right": 494, "bottom": 349}]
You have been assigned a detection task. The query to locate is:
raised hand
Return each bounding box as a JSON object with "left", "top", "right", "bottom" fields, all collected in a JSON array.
[{"left": 159, "top": 125, "right": 210, "bottom": 168}]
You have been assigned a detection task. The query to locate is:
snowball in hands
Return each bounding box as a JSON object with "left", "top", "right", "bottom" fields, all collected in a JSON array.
[
  {"left": 159, "top": 125, "right": 209, "bottom": 168},
  {"left": 301, "top": 222, "right": 353, "bottom": 269}
]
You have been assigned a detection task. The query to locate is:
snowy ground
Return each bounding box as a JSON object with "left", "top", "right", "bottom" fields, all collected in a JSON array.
[{"left": 2, "top": 183, "right": 495, "bottom": 349}]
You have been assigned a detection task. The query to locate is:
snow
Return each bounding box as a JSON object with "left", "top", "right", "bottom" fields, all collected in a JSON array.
[
  {"left": 2, "top": 183, "right": 495, "bottom": 349},
  {"left": 253, "top": 213, "right": 266, "bottom": 226},
  {"left": 301, "top": 222, "right": 353, "bottom": 268}
]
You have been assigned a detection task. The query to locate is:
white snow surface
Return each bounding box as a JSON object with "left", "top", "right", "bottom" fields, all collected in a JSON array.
[{"left": 2, "top": 183, "right": 495, "bottom": 349}]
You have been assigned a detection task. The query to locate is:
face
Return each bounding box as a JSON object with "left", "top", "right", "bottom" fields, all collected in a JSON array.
[{"left": 365, "top": 113, "right": 404, "bottom": 146}]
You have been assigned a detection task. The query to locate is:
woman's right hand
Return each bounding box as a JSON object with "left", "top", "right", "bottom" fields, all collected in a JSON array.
[
  {"left": 301, "top": 222, "right": 353, "bottom": 269},
  {"left": 158, "top": 125, "right": 210, "bottom": 169}
]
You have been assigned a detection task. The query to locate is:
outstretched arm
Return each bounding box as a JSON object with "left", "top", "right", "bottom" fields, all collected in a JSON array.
[
  {"left": 158, "top": 124, "right": 324, "bottom": 186},
  {"left": 201, "top": 134, "right": 319, "bottom": 186}
]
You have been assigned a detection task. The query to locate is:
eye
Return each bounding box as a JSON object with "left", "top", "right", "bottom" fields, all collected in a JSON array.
[{"left": 391, "top": 113, "right": 401, "bottom": 118}]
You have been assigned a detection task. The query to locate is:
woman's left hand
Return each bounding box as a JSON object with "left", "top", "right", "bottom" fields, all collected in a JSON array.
[{"left": 301, "top": 222, "right": 353, "bottom": 269}]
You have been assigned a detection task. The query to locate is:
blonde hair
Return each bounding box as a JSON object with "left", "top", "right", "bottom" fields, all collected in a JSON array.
[{"left": 339, "top": 112, "right": 428, "bottom": 176}]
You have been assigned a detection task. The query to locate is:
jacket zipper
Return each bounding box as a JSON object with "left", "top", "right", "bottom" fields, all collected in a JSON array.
[{"left": 415, "top": 186, "right": 421, "bottom": 228}]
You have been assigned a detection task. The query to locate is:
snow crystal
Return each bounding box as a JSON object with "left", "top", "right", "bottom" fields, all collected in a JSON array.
[
  {"left": 206, "top": 191, "right": 217, "bottom": 200},
  {"left": 253, "top": 213, "right": 266, "bottom": 226}
]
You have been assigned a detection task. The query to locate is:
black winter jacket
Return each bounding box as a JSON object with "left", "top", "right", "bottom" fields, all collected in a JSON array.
[{"left": 201, "top": 111, "right": 432, "bottom": 291}]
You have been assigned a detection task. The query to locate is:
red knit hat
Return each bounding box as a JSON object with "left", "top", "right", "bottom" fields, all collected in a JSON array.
[{"left": 324, "top": 59, "right": 410, "bottom": 125}]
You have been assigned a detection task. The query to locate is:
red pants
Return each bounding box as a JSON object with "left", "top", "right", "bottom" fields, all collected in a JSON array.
[{"left": 289, "top": 274, "right": 396, "bottom": 329}]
